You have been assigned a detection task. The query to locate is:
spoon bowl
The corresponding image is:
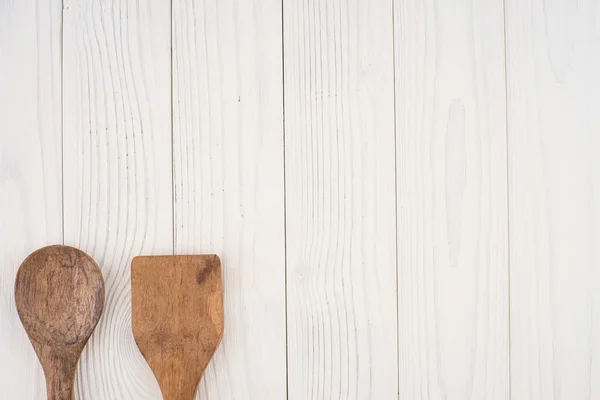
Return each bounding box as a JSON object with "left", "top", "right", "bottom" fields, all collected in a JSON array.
[{"left": 14, "top": 245, "right": 105, "bottom": 400}]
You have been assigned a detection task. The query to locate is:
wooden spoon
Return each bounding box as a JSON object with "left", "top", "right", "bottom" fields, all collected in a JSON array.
[
  {"left": 132, "top": 255, "right": 224, "bottom": 400},
  {"left": 14, "top": 245, "right": 105, "bottom": 400}
]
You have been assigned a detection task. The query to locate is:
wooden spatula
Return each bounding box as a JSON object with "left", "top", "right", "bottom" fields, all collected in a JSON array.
[
  {"left": 14, "top": 245, "right": 105, "bottom": 400},
  {"left": 131, "top": 255, "right": 224, "bottom": 400}
]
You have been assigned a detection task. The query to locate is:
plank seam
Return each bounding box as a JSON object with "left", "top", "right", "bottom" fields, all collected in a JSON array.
[
  {"left": 61, "top": 0, "right": 65, "bottom": 245},
  {"left": 170, "top": 0, "right": 176, "bottom": 255},
  {"left": 282, "top": 0, "right": 289, "bottom": 398},
  {"left": 391, "top": 0, "right": 400, "bottom": 398},
  {"left": 501, "top": 0, "right": 512, "bottom": 398}
]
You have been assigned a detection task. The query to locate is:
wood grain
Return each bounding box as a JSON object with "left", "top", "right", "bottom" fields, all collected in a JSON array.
[
  {"left": 0, "top": 0, "right": 63, "bottom": 398},
  {"left": 4, "top": 0, "right": 599, "bottom": 396},
  {"left": 394, "top": 0, "right": 509, "bottom": 398},
  {"left": 62, "top": 0, "right": 173, "bottom": 397},
  {"left": 15, "top": 245, "right": 105, "bottom": 400},
  {"left": 172, "top": 0, "right": 287, "bottom": 398},
  {"left": 132, "top": 255, "right": 224, "bottom": 400},
  {"left": 283, "top": 0, "right": 397, "bottom": 398},
  {"left": 505, "top": 0, "right": 600, "bottom": 398}
]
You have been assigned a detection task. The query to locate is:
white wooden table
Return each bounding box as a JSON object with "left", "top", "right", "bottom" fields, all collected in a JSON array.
[{"left": 1, "top": 0, "right": 598, "bottom": 398}]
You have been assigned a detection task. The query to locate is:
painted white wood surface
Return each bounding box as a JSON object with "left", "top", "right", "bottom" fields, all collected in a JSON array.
[
  {"left": 284, "top": 0, "right": 398, "bottom": 398},
  {"left": 62, "top": 0, "right": 173, "bottom": 398},
  {"left": 505, "top": 0, "right": 600, "bottom": 399},
  {"left": 394, "top": 0, "right": 509, "bottom": 398},
  {"left": 172, "top": 0, "right": 286, "bottom": 398},
  {"left": 2, "top": 0, "right": 600, "bottom": 398},
  {"left": 0, "top": 0, "right": 63, "bottom": 398}
]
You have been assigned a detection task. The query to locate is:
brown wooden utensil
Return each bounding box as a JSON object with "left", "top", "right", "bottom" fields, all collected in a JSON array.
[
  {"left": 132, "top": 255, "right": 224, "bottom": 400},
  {"left": 14, "top": 245, "right": 105, "bottom": 400}
]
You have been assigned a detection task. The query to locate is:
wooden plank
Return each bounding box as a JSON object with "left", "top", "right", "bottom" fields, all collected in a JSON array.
[
  {"left": 62, "top": 0, "right": 173, "bottom": 397},
  {"left": 505, "top": 0, "right": 600, "bottom": 398},
  {"left": 0, "top": 0, "right": 63, "bottom": 398},
  {"left": 172, "top": 0, "right": 287, "bottom": 398},
  {"left": 394, "top": 0, "right": 509, "bottom": 398},
  {"left": 283, "top": 0, "right": 397, "bottom": 398}
]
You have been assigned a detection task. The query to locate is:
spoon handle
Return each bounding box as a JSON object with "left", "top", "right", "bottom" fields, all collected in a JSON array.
[{"left": 45, "top": 358, "right": 77, "bottom": 400}]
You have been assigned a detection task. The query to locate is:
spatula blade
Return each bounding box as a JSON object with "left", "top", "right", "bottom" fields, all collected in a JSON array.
[{"left": 131, "top": 255, "right": 224, "bottom": 400}]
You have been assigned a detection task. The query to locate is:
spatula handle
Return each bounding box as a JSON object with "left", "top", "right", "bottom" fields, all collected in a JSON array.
[
  {"left": 158, "top": 372, "right": 199, "bottom": 400},
  {"left": 163, "top": 391, "right": 196, "bottom": 400}
]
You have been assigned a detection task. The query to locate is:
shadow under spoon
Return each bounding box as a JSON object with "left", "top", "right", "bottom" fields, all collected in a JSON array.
[{"left": 14, "top": 245, "right": 105, "bottom": 400}]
